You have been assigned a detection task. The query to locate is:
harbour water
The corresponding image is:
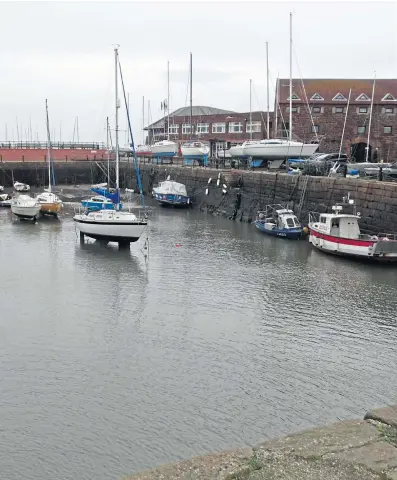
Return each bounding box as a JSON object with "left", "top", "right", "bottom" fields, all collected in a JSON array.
[{"left": 1, "top": 205, "right": 397, "bottom": 480}]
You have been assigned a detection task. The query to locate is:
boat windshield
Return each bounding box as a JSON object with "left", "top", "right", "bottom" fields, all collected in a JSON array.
[{"left": 286, "top": 218, "right": 295, "bottom": 228}]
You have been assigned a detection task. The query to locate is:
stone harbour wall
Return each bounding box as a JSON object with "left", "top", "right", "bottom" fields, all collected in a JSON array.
[{"left": 137, "top": 164, "right": 397, "bottom": 234}]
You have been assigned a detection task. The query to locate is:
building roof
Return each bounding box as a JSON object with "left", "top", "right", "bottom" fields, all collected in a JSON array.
[
  {"left": 146, "top": 105, "right": 237, "bottom": 130},
  {"left": 278, "top": 79, "right": 397, "bottom": 104}
]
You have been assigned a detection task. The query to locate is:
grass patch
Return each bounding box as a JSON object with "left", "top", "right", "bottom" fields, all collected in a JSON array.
[{"left": 377, "top": 423, "right": 397, "bottom": 447}]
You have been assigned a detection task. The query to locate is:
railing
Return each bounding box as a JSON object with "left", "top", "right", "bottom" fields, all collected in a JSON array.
[{"left": 0, "top": 141, "right": 106, "bottom": 150}]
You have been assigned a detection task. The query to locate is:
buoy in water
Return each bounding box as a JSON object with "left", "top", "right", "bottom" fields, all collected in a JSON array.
[{"left": 303, "top": 226, "right": 309, "bottom": 235}]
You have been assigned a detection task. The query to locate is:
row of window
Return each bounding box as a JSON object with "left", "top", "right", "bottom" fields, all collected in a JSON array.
[
  {"left": 288, "top": 106, "right": 396, "bottom": 115},
  {"left": 168, "top": 121, "right": 262, "bottom": 135},
  {"left": 311, "top": 125, "right": 393, "bottom": 134}
]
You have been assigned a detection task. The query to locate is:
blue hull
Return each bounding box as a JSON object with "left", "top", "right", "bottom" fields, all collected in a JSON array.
[
  {"left": 155, "top": 193, "right": 190, "bottom": 207},
  {"left": 254, "top": 221, "right": 302, "bottom": 239},
  {"left": 81, "top": 201, "right": 122, "bottom": 211},
  {"left": 250, "top": 159, "right": 265, "bottom": 168}
]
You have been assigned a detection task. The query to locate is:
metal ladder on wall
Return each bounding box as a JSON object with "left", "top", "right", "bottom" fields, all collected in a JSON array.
[{"left": 296, "top": 174, "right": 309, "bottom": 220}]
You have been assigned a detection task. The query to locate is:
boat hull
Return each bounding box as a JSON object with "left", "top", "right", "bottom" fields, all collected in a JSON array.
[
  {"left": 155, "top": 193, "right": 190, "bottom": 207},
  {"left": 255, "top": 221, "right": 302, "bottom": 239},
  {"left": 309, "top": 228, "right": 397, "bottom": 262},
  {"left": 244, "top": 143, "right": 318, "bottom": 158},
  {"left": 11, "top": 205, "right": 41, "bottom": 219},
  {"left": 40, "top": 202, "right": 62, "bottom": 216},
  {"left": 74, "top": 217, "right": 147, "bottom": 243},
  {"left": 181, "top": 147, "right": 210, "bottom": 157}
]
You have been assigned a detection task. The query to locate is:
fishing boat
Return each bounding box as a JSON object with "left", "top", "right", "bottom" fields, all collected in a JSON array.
[
  {"left": 0, "top": 193, "right": 12, "bottom": 207},
  {"left": 308, "top": 196, "right": 397, "bottom": 262},
  {"left": 74, "top": 47, "right": 147, "bottom": 247},
  {"left": 14, "top": 181, "right": 30, "bottom": 192},
  {"left": 254, "top": 204, "right": 303, "bottom": 239},
  {"left": 11, "top": 194, "right": 41, "bottom": 221},
  {"left": 37, "top": 99, "right": 63, "bottom": 216},
  {"left": 153, "top": 179, "right": 190, "bottom": 207}
]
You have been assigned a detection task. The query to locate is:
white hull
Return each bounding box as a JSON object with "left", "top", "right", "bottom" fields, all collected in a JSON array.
[
  {"left": 11, "top": 204, "right": 41, "bottom": 219},
  {"left": 151, "top": 142, "right": 178, "bottom": 156},
  {"left": 244, "top": 142, "right": 318, "bottom": 158},
  {"left": 74, "top": 210, "right": 147, "bottom": 243},
  {"left": 181, "top": 146, "right": 210, "bottom": 157},
  {"left": 229, "top": 146, "right": 245, "bottom": 157}
]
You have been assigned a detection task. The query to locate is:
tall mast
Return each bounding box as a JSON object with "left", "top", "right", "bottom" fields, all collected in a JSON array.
[
  {"left": 190, "top": 52, "right": 193, "bottom": 137},
  {"left": 338, "top": 89, "right": 352, "bottom": 161},
  {"left": 127, "top": 92, "right": 130, "bottom": 147},
  {"left": 366, "top": 71, "right": 376, "bottom": 162},
  {"left": 167, "top": 60, "right": 170, "bottom": 141},
  {"left": 106, "top": 116, "right": 110, "bottom": 183},
  {"left": 148, "top": 100, "right": 151, "bottom": 145},
  {"left": 274, "top": 75, "right": 279, "bottom": 137},
  {"left": 289, "top": 12, "right": 293, "bottom": 142},
  {"left": 114, "top": 46, "right": 120, "bottom": 191},
  {"left": 249, "top": 79, "right": 252, "bottom": 140},
  {"left": 45, "top": 99, "right": 52, "bottom": 192},
  {"left": 142, "top": 96, "right": 145, "bottom": 145},
  {"left": 266, "top": 42, "right": 270, "bottom": 139}
]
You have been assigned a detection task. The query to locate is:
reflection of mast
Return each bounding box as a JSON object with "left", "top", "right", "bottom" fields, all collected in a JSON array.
[{"left": 266, "top": 42, "right": 270, "bottom": 139}]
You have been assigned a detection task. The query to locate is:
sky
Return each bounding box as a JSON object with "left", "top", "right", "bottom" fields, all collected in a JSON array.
[{"left": 0, "top": 0, "right": 396, "bottom": 146}]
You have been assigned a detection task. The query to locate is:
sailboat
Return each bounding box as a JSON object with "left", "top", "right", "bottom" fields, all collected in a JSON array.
[
  {"left": 151, "top": 62, "right": 178, "bottom": 162},
  {"left": 73, "top": 47, "right": 147, "bottom": 247},
  {"left": 243, "top": 17, "right": 318, "bottom": 161},
  {"left": 181, "top": 53, "right": 210, "bottom": 166},
  {"left": 37, "top": 99, "right": 63, "bottom": 216}
]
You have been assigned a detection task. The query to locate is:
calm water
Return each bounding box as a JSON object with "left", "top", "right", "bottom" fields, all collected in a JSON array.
[{"left": 1, "top": 204, "right": 397, "bottom": 480}]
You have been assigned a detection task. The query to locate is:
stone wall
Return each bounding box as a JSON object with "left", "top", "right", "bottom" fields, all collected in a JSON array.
[{"left": 137, "top": 164, "right": 397, "bottom": 234}]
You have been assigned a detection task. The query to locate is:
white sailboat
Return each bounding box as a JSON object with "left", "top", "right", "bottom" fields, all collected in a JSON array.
[
  {"left": 73, "top": 47, "right": 147, "bottom": 247},
  {"left": 37, "top": 99, "right": 63, "bottom": 216},
  {"left": 243, "top": 16, "right": 318, "bottom": 160},
  {"left": 151, "top": 62, "right": 178, "bottom": 160}
]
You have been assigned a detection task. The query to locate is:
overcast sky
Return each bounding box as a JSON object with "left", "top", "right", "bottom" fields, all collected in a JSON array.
[{"left": 0, "top": 1, "right": 396, "bottom": 146}]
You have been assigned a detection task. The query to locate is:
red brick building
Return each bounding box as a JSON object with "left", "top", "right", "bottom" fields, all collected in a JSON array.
[
  {"left": 276, "top": 78, "right": 397, "bottom": 162},
  {"left": 145, "top": 106, "right": 273, "bottom": 157}
]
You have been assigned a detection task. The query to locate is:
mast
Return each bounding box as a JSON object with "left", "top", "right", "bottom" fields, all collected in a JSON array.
[
  {"left": 114, "top": 46, "right": 120, "bottom": 191},
  {"left": 366, "top": 71, "right": 376, "bottom": 162},
  {"left": 167, "top": 60, "right": 170, "bottom": 141},
  {"left": 190, "top": 52, "right": 193, "bottom": 137},
  {"left": 289, "top": 12, "right": 293, "bottom": 142},
  {"left": 249, "top": 79, "right": 252, "bottom": 140},
  {"left": 45, "top": 99, "right": 52, "bottom": 192},
  {"left": 142, "top": 96, "right": 145, "bottom": 145},
  {"left": 148, "top": 100, "right": 151, "bottom": 145},
  {"left": 338, "top": 88, "right": 352, "bottom": 161},
  {"left": 266, "top": 42, "right": 270, "bottom": 139},
  {"left": 106, "top": 116, "right": 110, "bottom": 183},
  {"left": 274, "top": 75, "right": 279, "bottom": 137},
  {"left": 127, "top": 92, "right": 130, "bottom": 147}
]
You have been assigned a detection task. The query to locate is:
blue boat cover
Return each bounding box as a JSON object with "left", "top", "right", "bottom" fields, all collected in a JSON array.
[{"left": 90, "top": 187, "right": 120, "bottom": 204}]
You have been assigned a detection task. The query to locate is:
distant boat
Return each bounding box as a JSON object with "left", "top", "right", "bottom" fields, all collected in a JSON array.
[
  {"left": 244, "top": 139, "right": 318, "bottom": 159},
  {"left": 81, "top": 195, "right": 116, "bottom": 211},
  {"left": 151, "top": 139, "right": 178, "bottom": 159},
  {"left": 11, "top": 194, "right": 41, "bottom": 221},
  {"left": 181, "top": 141, "right": 210, "bottom": 166},
  {"left": 0, "top": 193, "right": 12, "bottom": 208},
  {"left": 153, "top": 180, "right": 190, "bottom": 207},
  {"left": 14, "top": 181, "right": 30, "bottom": 192},
  {"left": 254, "top": 204, "right": 303, "bottom": 239}
]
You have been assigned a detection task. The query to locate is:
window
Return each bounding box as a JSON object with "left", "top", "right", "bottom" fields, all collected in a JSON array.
[
  {"left": 384, "top": 126, "right": 392, "bottom": 134},
  {"left": 312, "top": 125, "right": 319, "bottom": 133},
  {"left": 320, "top": 216, "right": 327, "bottom": 224},
  {"left": 246, "top": 121, "right": 261, "bottom": 133},
  {"left": 312, "top": 107, "right": 321, "bottom": 114},
  {"left": 358, "top": 107, "right": 368, "bottom": 114},
  {"left": 335, "top": 107, "right": 345, "bottom": 114},
  {"left": 168, "top": 125, "right": 179, "bottom": 134},
  {"left": 357, "top": 126, "right": 366, "bottom": 134},
  {"left": 182, "top": 124, "right": 193, "bottom": 134},
  {"left": 212, "top": 122, "right": 226, "bottom": 133},
  {"left": 196, "top": 123, "right": 209, "bottom": 134},
  {"left": 286, "top": 218, "right": 295, "bottom": 228},
  {"left": 384, "top": 107, "right": 394, "bottom": 114},
  {"left": 229, "top": 122, "right": 243, "bottom": 133},
  {"left": 287, "top": 107, "right": 299, "bottom": 113}
]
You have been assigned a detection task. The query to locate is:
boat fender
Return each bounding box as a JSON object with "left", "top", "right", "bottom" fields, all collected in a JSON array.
[
  {"left": 208, "top": 178, "right": 212, "bottom": 184},
  {"left": 222, "top": 188, "right": 227, "bottom": 195},
  {"left": 216, "top": 179, "right": 220, "bottom": 187},
  {"left": 218, "top": 172, "right": 221, "bottom": 179},
  {"left": 223, "top": 184, "right": 227, "bottom": 189},
  {"left": 205, "top": 188, "right": 209, "bottom": 196}
]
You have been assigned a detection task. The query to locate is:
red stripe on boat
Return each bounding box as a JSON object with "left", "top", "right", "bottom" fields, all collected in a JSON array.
[{"left": 310, "top": 229, "right": 375, "bottom": 247}]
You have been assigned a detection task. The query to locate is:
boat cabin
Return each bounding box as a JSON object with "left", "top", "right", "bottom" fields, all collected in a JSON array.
[{"left": 310, "top": 210, "right": 361, "bottom": 239}]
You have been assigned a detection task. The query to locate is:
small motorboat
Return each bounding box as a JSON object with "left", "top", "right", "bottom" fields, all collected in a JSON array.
[
  {"left": 153, "top": 179, "right": 190, "bottom": 207},
  {"left": 14, "top": 181, "right": 30, "bottom": 192},
  {"left": 81, "top": 195, "right": 117, "bottom": 211},
  {"left": 11, "top": 194, "right": 41, "bottom": 220},
  {"left": 0, "top": 193, "right": 12, "bottom": 207},
  {"left": 254, "top": 204, "right": 303, "bottom": 239},
  {"left": 308, "top": 195, "right": 397, "bottom": 262}
]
